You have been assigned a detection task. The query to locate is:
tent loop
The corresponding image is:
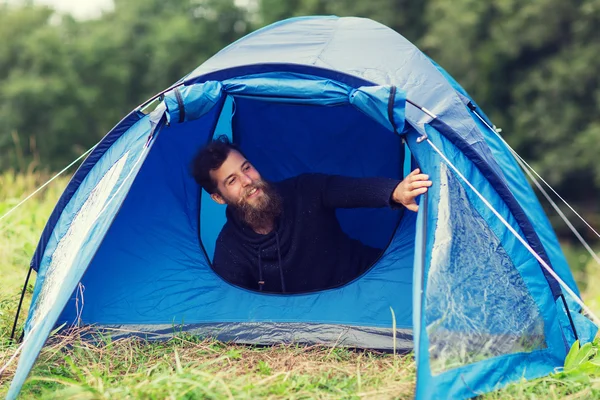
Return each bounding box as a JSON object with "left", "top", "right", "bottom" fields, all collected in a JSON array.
[
  {"left": 416, "top": 133, "right": 428, "bottom": 144},
  {"left": 406, "top": 98, "right": 437, "bottom": 143},
  {"left": 470, "top": 109, "right": 600, "bottom": 267},
  {"left": 73, "top": 283, "right": 85, "bottom": 327},
  {"left": 424, "top": 137, "right": 600, "bottom": 327}
]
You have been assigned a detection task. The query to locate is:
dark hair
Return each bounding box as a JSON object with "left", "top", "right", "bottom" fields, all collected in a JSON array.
[{"left": 191, "top": 136, "right": 242, "bottom": 194}]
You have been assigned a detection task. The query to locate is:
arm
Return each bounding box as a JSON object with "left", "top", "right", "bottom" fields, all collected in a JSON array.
[{"left": 299, "top": 169, "right": 431, "bottom": 211}]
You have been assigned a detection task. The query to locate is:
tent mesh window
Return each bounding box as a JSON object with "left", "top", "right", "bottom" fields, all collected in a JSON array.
[
  {"left": 426, "top": 163, "right": 547, "bottom": 375},
  {"left": 28, "top": 152, "right": 130, "bottom": 330}
]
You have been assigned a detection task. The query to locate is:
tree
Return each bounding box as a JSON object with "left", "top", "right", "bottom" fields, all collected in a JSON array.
[
  {"left": 421, "top": 0, "right": 600, "bottom": 214},
  {"left": 0, "top": 0, "right": 250, "bottom": 170}
]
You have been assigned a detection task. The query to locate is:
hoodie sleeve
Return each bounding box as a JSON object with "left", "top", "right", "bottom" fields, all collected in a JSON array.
[{"left": 297, "top": 173, "right": 402, "bottom": 209}]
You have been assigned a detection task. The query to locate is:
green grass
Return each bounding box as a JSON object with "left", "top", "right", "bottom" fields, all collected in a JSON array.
[
  {"left": 0, "top": 170, "right": 68, "bottom": 344},
  {"left": 1, "top": 328, "right": 416, "bottom": 399},
  {"left": 1, "top": 170, "right": 600, "bottom": 399},
  {"left": 0, "top": 170, "right": 68, "bottom": 292}
]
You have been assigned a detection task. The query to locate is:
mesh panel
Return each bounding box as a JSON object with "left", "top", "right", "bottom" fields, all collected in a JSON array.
[
  {"left": 426, "top": 163, "right": 547, "bottom": 374},
  {"left": 29, "top": 153, "right": 129, "bottom": 329}
]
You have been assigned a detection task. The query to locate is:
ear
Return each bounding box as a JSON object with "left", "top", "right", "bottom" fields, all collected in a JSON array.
[{"left": 210, "top": 193, "right": 226, "bottom": 205}]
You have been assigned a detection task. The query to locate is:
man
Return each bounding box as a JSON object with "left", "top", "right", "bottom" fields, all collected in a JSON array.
[{"left": 191, "top": 137, "right": 432, "bottom": 293}]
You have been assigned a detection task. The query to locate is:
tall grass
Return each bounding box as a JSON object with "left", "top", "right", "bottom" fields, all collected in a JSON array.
[
  {"left": 1, "top": 170, "right": 600, "bottom": 399},
  {"left": 0, "top": 169, "right": 69, "bottom": 342},
  {"left": 0, "top": 169, "right": 69, "bottom": 291}
]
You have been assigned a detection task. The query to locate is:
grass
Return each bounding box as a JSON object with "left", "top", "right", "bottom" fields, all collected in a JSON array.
[
  {"left": 1, "top": 169, "right": 600, "bottom": 399},
  {"left": 1, "top": 328, "right": 416, "bottom": 399}
]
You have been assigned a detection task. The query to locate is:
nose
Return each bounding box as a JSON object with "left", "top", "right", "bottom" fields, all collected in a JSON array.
[{"left": 241, "top": 173, "right": 253, "bottom": 186}]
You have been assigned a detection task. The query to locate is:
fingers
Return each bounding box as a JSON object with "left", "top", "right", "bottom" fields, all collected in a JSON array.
[
  {"left": 407, "top": 170, "right": 432, "bottom": 192},
  {"left": 408, "top": 180, "right": 432, "bottom": 190},
  {"left": 405, "top": 203, "right": 419, "bottom": 212},
  {"left": 413, "top": 187, "right": 428, "bottom": 195},
  {"left": 397, "top": 168, "right": 431, "bottom": 213},
  {"left": 404, "top": 187, "right": 428, "bottom": 213},
  {"left": 410, "top": 173, "right": 430, "bottom": 182}
]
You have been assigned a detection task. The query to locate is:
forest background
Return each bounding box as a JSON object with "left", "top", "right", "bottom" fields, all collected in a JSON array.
[{"left": 2, "top": 0, "right": 600, "bottom": 237}]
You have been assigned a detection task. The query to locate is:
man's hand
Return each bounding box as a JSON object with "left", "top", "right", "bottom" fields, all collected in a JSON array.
[{"left": 392, "top": 168, "right": 432, "bottom": 212}]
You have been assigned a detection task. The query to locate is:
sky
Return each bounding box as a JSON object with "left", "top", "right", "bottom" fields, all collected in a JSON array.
[
  {"left": 34, "top": 0, "right": 114, "bottom": 19},
  {"left": 27, "top": 0, "right": 252, "bottom": 19}
]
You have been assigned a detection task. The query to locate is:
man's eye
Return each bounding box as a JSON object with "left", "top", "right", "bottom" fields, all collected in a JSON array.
[
  {"left": 243, "top": 164, "right": 251, "bottom": 171},
  {"left": 228, "top": 178, "right": 236, "bottom": 185}
]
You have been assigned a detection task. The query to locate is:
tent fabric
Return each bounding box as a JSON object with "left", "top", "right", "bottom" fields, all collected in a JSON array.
[
  {"left": 428, "top": 58, "right": 582, "bottom": 305},
  {"left": 8, "top": 15, "right": 596, "bottom": 400},
  {"left": 408, "top": 125, "right": 566, "bottom": 398},
  {"left": 8, "top": 105, "right": 166, "bottom": 400},
  {"left": 92, "top": 323, "right": 414, "bottom": 350}
]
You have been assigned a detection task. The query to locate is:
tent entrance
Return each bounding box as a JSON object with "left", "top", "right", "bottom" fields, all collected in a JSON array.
[{"left": 197, "top": 93, "right": 407, "bottom": 293}]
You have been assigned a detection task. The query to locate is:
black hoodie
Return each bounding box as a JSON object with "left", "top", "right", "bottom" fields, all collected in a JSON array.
[{"left": 211, "top": 173, "right": 401, "bottom": 293}]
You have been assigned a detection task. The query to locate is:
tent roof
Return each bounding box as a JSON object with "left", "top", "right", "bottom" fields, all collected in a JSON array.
[
  {"left": 185, "top": 16, "right": 494, "bottom": 173},
  {"left": 186, "top": 16, "right": 418, "bottom": 86},
  {"left": 132, "top": 16, "right": 497, "bottom": 188}
]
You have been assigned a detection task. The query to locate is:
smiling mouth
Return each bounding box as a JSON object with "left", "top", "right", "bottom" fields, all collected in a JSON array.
[{"left": 246, "top": 187, "right": 260, "bottom": 198}]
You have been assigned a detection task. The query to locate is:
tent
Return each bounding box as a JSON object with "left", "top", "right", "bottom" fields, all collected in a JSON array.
[{"left": 7, "top": 15, "right": 598, "bottom": 400}]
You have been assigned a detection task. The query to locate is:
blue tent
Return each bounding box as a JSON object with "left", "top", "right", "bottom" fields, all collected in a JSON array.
[{"left": 7, "top": 16, "right": 597, "bottom": 399}]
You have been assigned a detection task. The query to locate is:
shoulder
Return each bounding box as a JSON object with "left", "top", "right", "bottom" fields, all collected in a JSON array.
[
  {"left": 277, "top": 173, "right": 328, "bottom": 190},
  {"left": 273, "top": 174, "right": 330, "bottom": 203}
]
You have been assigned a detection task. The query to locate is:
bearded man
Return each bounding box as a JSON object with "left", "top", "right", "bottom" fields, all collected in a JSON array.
[{"left": 191, "top": 137, "right": 431, "bottom": 293}]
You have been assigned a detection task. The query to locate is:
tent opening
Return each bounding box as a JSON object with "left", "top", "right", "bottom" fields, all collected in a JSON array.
[{"left": 197, "top": 96, "right": 407, "bottom": 293}]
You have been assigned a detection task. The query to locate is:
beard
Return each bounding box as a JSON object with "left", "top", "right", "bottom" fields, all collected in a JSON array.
[{"left": 231, "top": 180, "right": 282, "bottom": 230}]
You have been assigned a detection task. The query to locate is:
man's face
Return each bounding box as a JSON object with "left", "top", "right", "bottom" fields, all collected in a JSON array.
[{"left": 209, "top": 150, "right": 267, "bottom": 208}]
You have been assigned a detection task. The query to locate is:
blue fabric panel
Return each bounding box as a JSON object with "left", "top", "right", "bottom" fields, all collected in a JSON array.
[
  {"left": 169, "top": 73, "right": 408, "bottom": 137},
  {"left": 417, "top": 350, "right": 562, "bottom": 400},
  {"left": 188, "top": 63, "right": 374, "bottom": 89},
  {"left": 349, "top": 85, "right": 406, "bottom": 134},
  {"left": 430, "top": 60, "right": 582, "bottom": 307},
  {"left": 571, "top": 312, "right": 599, "bottom": 344},
  {"left": 407, "top": 126, "right": 567, "bottom": 400},
  {"left": 8, "top": 111, "right": 163, "bottom": 400},
  {"left": 201, "top": 96, "right": 234, "bottom": 261},
  {"left": 222, "top": 73, "right": 407, "bottom": 136},
  {"left": 223, "top": 73, "right": 351, "bottom": 105},
  {"left": 555, "top": 298, "right": 598, "bottom": 346},
  {"left": 164, "top": 81, "right": 223, "bottom": 123},
  {"left": 30, "top": 111, "right": 143, "bottom": 272}
]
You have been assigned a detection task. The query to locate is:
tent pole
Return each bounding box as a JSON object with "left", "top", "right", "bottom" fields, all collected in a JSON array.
[
  {"left": 559, "top": 294, "right": 579, "bottom": 342},
  {"left": 10, "top": 266, "right": 33, "bottom": 343}
]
